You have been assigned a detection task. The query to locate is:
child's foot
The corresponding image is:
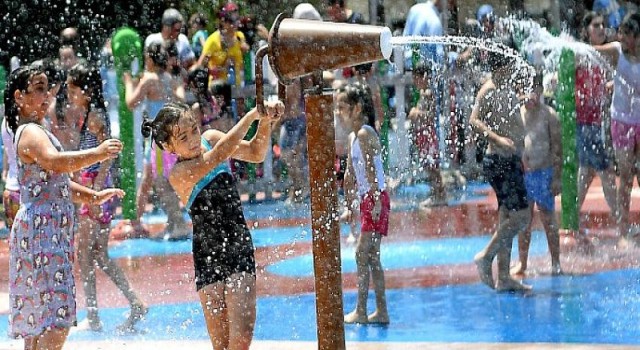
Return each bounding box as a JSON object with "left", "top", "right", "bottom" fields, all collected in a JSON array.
[
  {"left": 496, "top": 277, "right": 532, "bottom": 292},
  {"left": 551, "top": 265, "right": 563, "bottom": 276},
  {"left": 117, "top": 303, "right": 148, "bottom": 332},
  {"left": 163, "top": 224, "right": 192, "bottom": 241},
  {"left": 346, "top": 233, "right": 357, "bottom": 244},
  {"left": 74, "top": 317, "right": 103, "bottom": 332},
  {"left": 367, "top": 310, "right": 389, "bottom": 324},
  {"left": 474, "top": 253, "right": 495, "bottom": 289},
  {"left": 510, "top": 262, "right": 527, "bottom": 277},
  {"left": 344, "top": 310, "right": 368, "bottom": 324}
]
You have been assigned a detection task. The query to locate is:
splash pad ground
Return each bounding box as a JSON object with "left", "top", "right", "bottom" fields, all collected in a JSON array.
[{"left": 0, "top": 176, "right": 638, "bottom": 350}]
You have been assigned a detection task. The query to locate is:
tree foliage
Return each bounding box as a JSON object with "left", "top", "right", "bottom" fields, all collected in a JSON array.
[{"left": 0, "top": 0, "right": 168, "bottom": 66}]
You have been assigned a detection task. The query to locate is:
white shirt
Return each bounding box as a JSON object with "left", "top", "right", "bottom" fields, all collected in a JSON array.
[{"left": 144, "top": 33, "right": 195, "bottom": 64}]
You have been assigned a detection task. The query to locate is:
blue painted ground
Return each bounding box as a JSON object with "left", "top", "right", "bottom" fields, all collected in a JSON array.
[
  {"left": 267, "top": 231, "right": 553, "bottom": 277},
  {"left": 0, "top": 269, "right": 637, "bottom": 344},
  {"left": 108, "top": 223, "right": 352, "bottom": 259},
  {"left": 109, "top": 226, "right": 552, "bottom": 276}
]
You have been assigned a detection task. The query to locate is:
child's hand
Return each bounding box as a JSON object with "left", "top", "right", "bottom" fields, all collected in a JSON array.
[
  {"left": 96, "top": 139, "right": 123, "bottom": 160},
  {"left": 93, "top": 188, "right": 125, "bottom": 205},
  {"left": 264, "top": 101, "right": 285, "bottom": 121}
]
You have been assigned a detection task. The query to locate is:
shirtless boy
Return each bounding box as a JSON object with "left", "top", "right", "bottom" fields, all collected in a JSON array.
[
  {"left": 511, "top": 74, "right": 563, "bottom": 276},
  {"left": 470, "top": 51, "right": 532, "bottom": 292}
]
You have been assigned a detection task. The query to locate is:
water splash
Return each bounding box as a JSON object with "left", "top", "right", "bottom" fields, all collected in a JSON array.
[
  {"left": 500, "top": 17, "right": 614, "bottom": 76},
  {"left": 390, "top": 35, "right": 537, "bottom": 92}
]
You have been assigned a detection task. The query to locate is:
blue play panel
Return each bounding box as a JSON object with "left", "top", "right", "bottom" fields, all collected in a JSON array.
[
  {"left": 267, "top": 231, "right": 553, "bottom": 277},
  {"left": 0, "top": 269, "right": 637, "bottom": 345}
]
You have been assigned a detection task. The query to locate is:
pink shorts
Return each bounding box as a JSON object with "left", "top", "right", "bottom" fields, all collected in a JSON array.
[
  {"left": 359, "top": 190, "right": 391, "bottom": 236},
  {"left": 611, "top": 119, "right": 640, "bottom": 150},
  {"left": 78, "top": 170, "right": 115, "bottom": 225}
]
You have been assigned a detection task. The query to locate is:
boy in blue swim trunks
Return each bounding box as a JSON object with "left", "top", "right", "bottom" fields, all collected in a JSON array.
[{"left": 511, "top": 74, "right": 563, "bottom": 277}]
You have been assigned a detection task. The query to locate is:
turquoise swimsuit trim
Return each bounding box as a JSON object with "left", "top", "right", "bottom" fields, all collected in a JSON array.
[{"left": 185, "top": 137, "right": 232, "bottom": 209}]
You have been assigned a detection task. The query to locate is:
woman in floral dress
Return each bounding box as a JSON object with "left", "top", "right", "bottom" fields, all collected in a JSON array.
[{"left": 5, "top": 64, "right": 123, "bottom": 350}]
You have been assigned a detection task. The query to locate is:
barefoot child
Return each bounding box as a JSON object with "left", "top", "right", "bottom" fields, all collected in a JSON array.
[
  {"left": 337, "top": 82, "right": 390, "bottom": 324},
  {"left": 594, "top": 13, "right": 640, "bottom": 248},
  {"left": 141, "top": 100, "right": 283, "bottom": 349},
  {"left": 5, "top": 64, "right": 124, "bottom": 350},
  {"left": 67, "top": 62, "right": 147, "bottom": 332},
  {"left": 470, "top": 50, "right": 532, "bottom": 292},
  {"left": 511, "top": 73, "right": 562, "bottom": 276}
]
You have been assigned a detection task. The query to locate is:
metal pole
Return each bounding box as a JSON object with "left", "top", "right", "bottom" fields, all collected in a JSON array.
[{"left": 305, "top": 72, "right": 346, "bottom": 350}]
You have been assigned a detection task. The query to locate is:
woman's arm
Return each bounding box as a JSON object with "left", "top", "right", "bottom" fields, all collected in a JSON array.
[
  {"left": 124, "top": 73, "right": 148, "bottom": 110},
  {"left": 593, "top": 41, "right": 620, "bottom": 67},
  {"left": 17, "top": 124, "right": 121, "bottom": 174}
]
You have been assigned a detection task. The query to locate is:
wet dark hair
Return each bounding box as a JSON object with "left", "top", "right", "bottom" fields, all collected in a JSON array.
[
  {"left": 32, "top": 58, "right": 65, "bottom": 90},
  {"left": 141, "top": 102, "right": 192, "bottom": 150},
  {"left": 580, "top": 11, "right": 604, "bottom": 42},
  {"left": 211, "top": 81, "right": 232, "bottom": 115},
  {"left": 620, "top": 12, "right": 640, "bottom": 37},
  {"left": 165, "top": 41, "right": 179, "bottom": 58},
  {"left": 327, "top": 0, "right": 345, "bottom": 7},
  {"left": 336, "top": 81, "right": 376, "bottom": 130},
  {"left": 4, "top": 64, "right": 46, "bottom": 134},
  {"left": 67, "top": 62, "right": 107, "bottom": 115},
  {"left": 188, "top": 67, "right": 210, "bottom": 96},
  {"left": 145, "top": 42, "right": 168, "bottom": 70}
]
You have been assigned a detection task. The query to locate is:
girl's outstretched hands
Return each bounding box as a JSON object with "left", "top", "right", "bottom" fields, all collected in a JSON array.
[
  {"left": 93, "top": 188, "right": 125, "bottom": 205},
  {"left": 264, "top": 100, "right": 285, "bottom": 121},
  {"left": 96, "top": 139, "right": 123, "bottom": 160}
]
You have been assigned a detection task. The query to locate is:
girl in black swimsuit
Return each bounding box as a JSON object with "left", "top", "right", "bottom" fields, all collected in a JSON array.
[{"left": 141, "top": 100, "right": 283, "bottom": 350}]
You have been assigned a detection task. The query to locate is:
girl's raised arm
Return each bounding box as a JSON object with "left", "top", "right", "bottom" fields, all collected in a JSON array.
[{"left": 169, "top": 102, "right": 283, "bottom": 200}]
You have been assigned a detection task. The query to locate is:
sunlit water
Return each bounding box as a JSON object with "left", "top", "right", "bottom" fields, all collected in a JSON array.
[{"left": 390, "top": 35, "right": 537, "bottom": 90}]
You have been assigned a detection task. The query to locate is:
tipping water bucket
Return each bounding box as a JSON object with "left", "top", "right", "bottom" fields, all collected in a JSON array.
[{"left": 267, "top": 14, "right": 392, "bottom": 83}]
